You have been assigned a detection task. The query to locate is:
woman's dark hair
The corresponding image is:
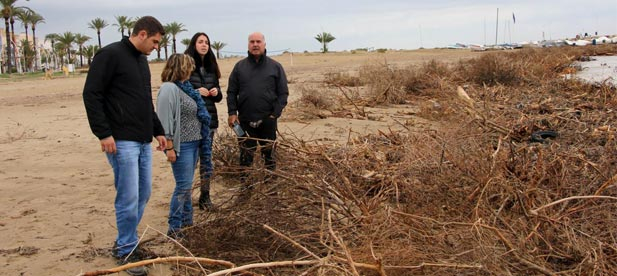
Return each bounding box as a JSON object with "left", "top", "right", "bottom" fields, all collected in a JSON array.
[{"left": 184, "top": 32, "right": 221, "bottom": 79}]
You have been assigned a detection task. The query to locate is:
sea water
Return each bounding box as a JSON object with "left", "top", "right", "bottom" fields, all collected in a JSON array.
[{"left": 574, "top": 56, "right": 617, "bottom": 86}]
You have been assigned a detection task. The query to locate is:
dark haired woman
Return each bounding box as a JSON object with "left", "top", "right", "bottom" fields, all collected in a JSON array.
[{"left": 184, "top": 32, "right": 222, "bottom": 211}]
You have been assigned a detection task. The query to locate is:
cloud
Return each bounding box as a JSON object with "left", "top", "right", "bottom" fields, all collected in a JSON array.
[{"left": 21, "top": 0, "right": 617, "bottom": 53}]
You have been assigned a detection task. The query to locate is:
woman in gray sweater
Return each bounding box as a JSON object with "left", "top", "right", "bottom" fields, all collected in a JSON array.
[{"left": 156, "top": 54, "right": 211, "bottom": 239}]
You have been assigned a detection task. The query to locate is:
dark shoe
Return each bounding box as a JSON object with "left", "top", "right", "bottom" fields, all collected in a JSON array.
[
  {"left": 167, "top": 229, "right": 186, "bottom": 241},
  {"left": 115, "top": 251, "right": 148, "bottom": 276},
  {"left": 198, "top": 192, "right": 215, "bottom": 211},
  {"left": 112, "top": 241, "right": 147, "bottom": 259},
  {"left": 111, "top": 241, "right": 120, "bottom": 259}
]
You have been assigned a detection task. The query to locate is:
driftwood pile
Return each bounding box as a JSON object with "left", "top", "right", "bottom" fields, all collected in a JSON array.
[
  {"left": 82, "top": 45, "right": 617, "bottom": 275},
  {"left": 179, "top": 45, "right": 617, "bottom": 275}
]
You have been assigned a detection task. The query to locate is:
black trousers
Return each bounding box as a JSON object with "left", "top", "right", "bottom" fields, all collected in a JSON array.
[{"left": 239, "top": 116, "right": 277, "bottom": 171}]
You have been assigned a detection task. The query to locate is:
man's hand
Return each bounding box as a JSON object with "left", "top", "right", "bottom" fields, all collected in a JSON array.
[
  {"left": 100, "top": 136, "right": 116, "bottom": 154},
  {"left": 228, "top": 114, "right": 238, "bottom": 128},
  {"left": 155, "top": 135, "right": 167, "bottom": 151}
]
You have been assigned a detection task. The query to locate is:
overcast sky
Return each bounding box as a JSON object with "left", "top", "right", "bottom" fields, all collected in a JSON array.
[{"left": 19, "top": 0, "right": 617, "bottom": 55}]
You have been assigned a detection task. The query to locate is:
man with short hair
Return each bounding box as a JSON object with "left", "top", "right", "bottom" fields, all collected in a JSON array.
[
  {"left": 227, "top": 32, "right": 288, "bottom": 183},
  {"left": 83, "top": 15, "right": 166, "bottom": 276}
]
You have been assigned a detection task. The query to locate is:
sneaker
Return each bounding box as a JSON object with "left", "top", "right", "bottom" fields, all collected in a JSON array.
[{"left": 116, "top": 252, "right": 148, "bottom": 276}]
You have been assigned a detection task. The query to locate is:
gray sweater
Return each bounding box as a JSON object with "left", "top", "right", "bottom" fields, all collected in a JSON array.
[{"left": 156, "top": 82, "right": 184, "bottom": 155}]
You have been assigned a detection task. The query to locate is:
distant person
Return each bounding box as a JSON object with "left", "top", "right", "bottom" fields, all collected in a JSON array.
[
  {"left": 184, "top": 32, "right": 222, "bottom": 211},
  {"left": 156, "top": 53, "right": 211, "bottom": 239},
  {"left": 226, "top": 32, "right": 288, "bottom": 187},
  {"left": 83, "top": 16, "right": 166, "bottom": 276}
]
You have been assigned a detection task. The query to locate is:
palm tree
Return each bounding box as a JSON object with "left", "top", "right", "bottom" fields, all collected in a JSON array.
[
  {"left": 53, "top": 41, "right": 66, "bottom": 66},
  {"left": 44, "top": 33, "right": 59, "bottom": 69},
  {"left": 74, "top": 33, "right": 90, "bottom": 67},
  {"left": 44, "top": 33, "right": 58, "bottom": 49},
  {"left": 180, "top": 38, "right": 190, "bottom": 48},
  {"left": 113, "top": 15, "right": 129, "bottom": 38},
  {"left": 126, "top": 16, "right": 138, "bottom": 36},
  {"left": 165, "top": 22, "right": 186, "bottom": 54},
  {"left": 315, "top": 32, "right": 336, "bottom": 53},
  {"left": 1, "top": 0, "right": 28, "bottom": 73},
  {"left": 83, "top": 44, "right": 98, "bottom": 66},
  {"left": 88, "top": 17, "right": 107, "bottom": 48},
  {"left": 158, "top": 34, "right": 169, "bottom": 60},
  {"left": 211, "top": 41, "right": 227, "bottom": 59},
  {"left": 19, "top": 37, "right": 33, "bottom": 71},
  {"left": 29, "top": 11, "right": 43, "bottom": 70},
  {"left": 56, "top": 31, "right": 75, "bottom": 65},
  {"left": 14, "top": 7, "right": 31, "bottom": 71},
  {"left": 14, "top": 7, "right": 30, "bottom": 41},
  {"left": 8, "top": 7, "right": 30, "bottom": 65}
]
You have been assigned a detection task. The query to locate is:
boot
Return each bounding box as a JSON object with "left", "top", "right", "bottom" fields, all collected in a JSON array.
[
  {"left": 198, "top": 178, "right": 215, "bottom": 211},
  {"left": 198, "top": 192, "right": 214, "bottom": 211}
]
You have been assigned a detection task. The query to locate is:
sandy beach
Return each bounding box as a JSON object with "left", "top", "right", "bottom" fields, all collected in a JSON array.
[{"left": 0, "top": 49, "right": 484, "bottom": 275}]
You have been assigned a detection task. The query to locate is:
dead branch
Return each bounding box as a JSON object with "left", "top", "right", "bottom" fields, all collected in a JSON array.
[
  {"left": 77, "top": 257, "right": 234, "bottom": 276},
  {"left": 530, "top": 195, "right": 617, "bottom": 215},
  {"left": 206, "top": 260, "right": 320, "bottom": 276},
  {"left": 328, "top": 209, "right": 360, "bottom": 276}
]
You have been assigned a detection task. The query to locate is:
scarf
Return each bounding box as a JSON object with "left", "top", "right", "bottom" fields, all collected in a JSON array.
[{"left": 175, "top": 80, "right": 213, "bottom": 177}]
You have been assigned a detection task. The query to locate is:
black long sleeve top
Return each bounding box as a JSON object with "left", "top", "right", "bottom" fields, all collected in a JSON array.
[
  {"left": 83, "top": 37, "right": 164, "bottom": 142},
  {"left": 227, "top": 51, "right": 288, "bottom": 122},
  {"left": 188, "top": 67, "right": 223, "bottom": 129}
]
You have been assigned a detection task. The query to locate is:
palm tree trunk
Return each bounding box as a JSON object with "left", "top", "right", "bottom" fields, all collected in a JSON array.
[
  {"left": 10, "top": 18, "right": 17, "bottom": 72},
  {"left": 32, "top": 27, "right": 38, "bottom": 71},
  {"left": 4, "top": 18, "right": 12, "bottom": 74},
  {"left": 156, "top": 49, "right": 161, "bottom": 60},
  {"left": 23, "top": 25, "right": 29, "bottom": 72},
  {"left": 24, "top": 24, "right": 29, "bottom": 43},
  {"left": 97, "top": 31, "right": 101, "bottom": 48},
  {"left": 79, "top": 45, "right": 83, "bottom": 67}
]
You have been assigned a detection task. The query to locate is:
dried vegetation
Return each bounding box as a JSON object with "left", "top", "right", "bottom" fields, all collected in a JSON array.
[{"left": 176, "top": 45, "right": 617, "bottom": 275}]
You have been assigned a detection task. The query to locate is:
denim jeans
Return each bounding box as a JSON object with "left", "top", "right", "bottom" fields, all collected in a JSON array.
[
  {"left": 239, "top": 117, "right": 277, "bottom": 170},
  {"left": 105, "top": 140, "right": 152, "bottom": 256},
  {"left": 199, "top": 129, "right": 216, "bottom": 181},
  {"left": 168, "top": 140, "right": 200, "bottom": 232}
]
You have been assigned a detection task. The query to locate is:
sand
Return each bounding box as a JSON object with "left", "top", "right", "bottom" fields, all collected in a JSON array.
[{"left": 0, "top": 49, "right": 481, "bottom": 275}]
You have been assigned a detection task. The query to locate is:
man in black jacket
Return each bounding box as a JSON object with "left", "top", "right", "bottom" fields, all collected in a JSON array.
[
  {"left": 227, "top": 32, "right": 288, "bottom": 182},
  {"left": 83, "top": 16, "right": 166, "bottom": 276}
]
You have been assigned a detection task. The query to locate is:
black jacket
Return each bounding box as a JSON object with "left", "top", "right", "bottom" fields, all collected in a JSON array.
[
  {"left": 227, "top": 51, "right": 288, "bottom": 123},
  {"left": 83, "top": 37, "right": 164, "bottom": 142},
  {"left": 188, "top": 66, "right": 223, "bottom": 129}
]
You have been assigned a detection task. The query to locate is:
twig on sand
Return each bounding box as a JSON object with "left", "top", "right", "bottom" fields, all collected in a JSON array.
[{"left": 76, "top": 256, "right": 234, "bottom": 276}]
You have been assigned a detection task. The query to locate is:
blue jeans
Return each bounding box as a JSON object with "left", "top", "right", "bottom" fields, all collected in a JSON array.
[
  {"left": 199, "top": 129, "right": 216, "bottom": 181},
  {"left": 105, "top": 140, "right": 152, "bottom": 256},
  {"left": 168, "top": 140, "right": 200, "bottom": 232}
]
